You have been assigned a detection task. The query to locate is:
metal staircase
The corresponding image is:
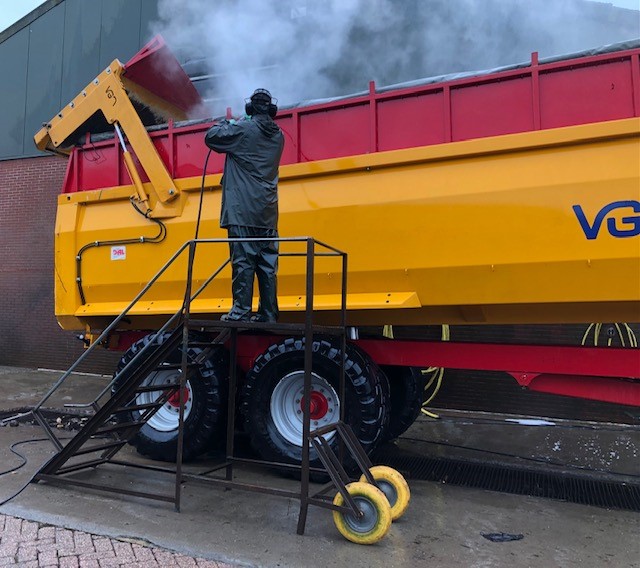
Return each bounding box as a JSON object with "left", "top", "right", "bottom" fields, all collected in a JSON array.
[
  {"left": 38, "top": 327, "right": 176, "bottom": 472},
  {"left": 33, "top": 322, "right": 233, "bottom": 504},
  {"left": 21, "top": 237, "right": 369, "bottom": 536},
  {"left": 21, "top": 238, "right": 236, "bottom": 504}
]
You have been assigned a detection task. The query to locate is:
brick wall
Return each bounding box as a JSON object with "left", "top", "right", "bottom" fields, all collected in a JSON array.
[{"left": 0, "top": 156, "right": 119, "bottom": 374}]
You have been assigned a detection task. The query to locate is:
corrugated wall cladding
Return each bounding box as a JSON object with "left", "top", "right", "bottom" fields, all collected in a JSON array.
[
  {"left": 0, "top": 0, "right": 159, "bottom": 160},
  {"left": 0, "top": 156, "right": 119, "bottom": 373}
]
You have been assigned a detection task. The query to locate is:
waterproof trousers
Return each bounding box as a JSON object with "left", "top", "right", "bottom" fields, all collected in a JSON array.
[{"left": 225, "top": 225, "right": 279, "bottom": 322}]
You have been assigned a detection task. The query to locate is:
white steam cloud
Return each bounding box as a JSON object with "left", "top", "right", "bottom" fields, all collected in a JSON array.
[{"left": 153, "top": 0, "right": 640, "bottom": 117}]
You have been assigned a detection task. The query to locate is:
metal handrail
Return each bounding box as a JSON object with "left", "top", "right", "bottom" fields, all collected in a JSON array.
[
  {"left": 30, "top": 240, "right": 193, "bottom": 413},
  {"left": 22, "top": 234, "right": 349, "bottom": 526},
  {"left": 21, "top": 236, "right": 346, "bottom": 419}
]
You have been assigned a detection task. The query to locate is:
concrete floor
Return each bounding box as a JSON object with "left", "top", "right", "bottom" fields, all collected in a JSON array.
[{"left": 0, "top": 366, "right": 639, "bottom": 567}]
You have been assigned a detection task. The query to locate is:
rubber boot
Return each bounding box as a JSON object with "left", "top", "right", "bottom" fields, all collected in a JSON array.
[
  {"left": 225, "top": 227, "right": 255, "bottom": 320},
  {"left": 255, "top": 234, "right": 279, "bottom": 322}
]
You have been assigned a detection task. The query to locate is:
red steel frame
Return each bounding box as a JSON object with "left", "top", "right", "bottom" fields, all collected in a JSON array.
[{"left": 229, "top": 335, "right": 640, "bottom": 407}]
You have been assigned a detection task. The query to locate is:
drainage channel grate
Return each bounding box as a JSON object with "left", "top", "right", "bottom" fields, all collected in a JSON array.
[{"left": 373, "top": 449, "right": 640, "bottom": 512}]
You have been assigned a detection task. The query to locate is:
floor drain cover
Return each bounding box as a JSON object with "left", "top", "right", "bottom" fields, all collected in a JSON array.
[{"left": 373, "top": 448, "right": 640, "bottom": 512}]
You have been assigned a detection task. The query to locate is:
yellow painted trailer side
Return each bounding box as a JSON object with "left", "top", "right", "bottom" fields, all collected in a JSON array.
[{"left": 53, "top": 117, "right": 640, "bottom": 330}]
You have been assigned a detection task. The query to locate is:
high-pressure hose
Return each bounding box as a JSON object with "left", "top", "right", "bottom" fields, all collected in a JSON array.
[
  {"left": 75, "top": 206, "right": 166, "bottom": 304},
  {"left": 420, "top": 324, "right": 449, "bottom": 419},
  {"left": 581, "top": 322, "right": 638, "bottom": 347},
  {"left": 75, "top": 124, "right": 167, "bottom": 305},
  {"left": 195, "top": 149, "right": 213, "bottom": 241},
  {"left": 382, "top": 324, "right": 449, "bottom": 419}
]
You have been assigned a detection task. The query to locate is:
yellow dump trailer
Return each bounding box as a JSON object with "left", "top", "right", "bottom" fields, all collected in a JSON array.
[
  {"left": 35, "top": 38, "right": 640, "bottom": 470},
  {"left": 50, "top": 117, "right": 639, "bottom": 329}
]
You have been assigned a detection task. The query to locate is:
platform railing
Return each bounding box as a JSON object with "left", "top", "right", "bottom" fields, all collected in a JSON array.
[{"left": 17, "top": 237, "right": 347, "bottom": 470}]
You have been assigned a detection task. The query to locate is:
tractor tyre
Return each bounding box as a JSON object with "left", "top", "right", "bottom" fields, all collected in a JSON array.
[
  {"left": 240, "top": 338, "right": 389, "bottom": 471},
  {"left": 381, "top": 366, "right": 425, "bottom": 441},
  {"left": 112, "top": 332, "right": 227, "bottom": 462}
]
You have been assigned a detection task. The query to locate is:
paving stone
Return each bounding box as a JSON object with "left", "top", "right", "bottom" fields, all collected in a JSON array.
[
  {"left": 132, "top": 543, "right": 155, "bottom": 563},
  {"left": 152, "top": 549, "right": 180, "bottom": 566},
  {"left": 112, "top": 541, "right": 135, "bottom": 563},
  {"left": 196, "top": 561, "right": 228, "bottom": 568},
  {"left": 73, "top": 531, "right": 96, "bottom": 554},
  {"left": 97, "top": 557, "right": 129, "bottom": 567},
  {"left": 92, "top": 536, "right": 114, "bottom": 555},
  {"left": 175, "top": 554, "right": 198, "bottom": 567},
  {"left": 3, "top": 517, "right": 21, "bottom": 536},
  {"left": 35, "top": 537, "right": 56, "bottom": 551},
  {"left": 0, "top": 541, "right": 18, "bottom": 558},
  {"left": 60, "top": 556, "right": 80, "bottom": 568},
  {"left": 37, "top": 526, "right": 56, "bottom": 540},
  {"left": 38, "top": 548, "right": 59, "bottom": 566},
  {"left": 20, "top": 520, "right": 38, "bottom": 540},
  {"left": 16, "top": 545, "right": 37, "bottom": 562},
  {"left": 0, "top": 513, "right": 235, "bottom": 568},
  {"left": 56, "top": 528, "right": 75, "bottom": 550}
]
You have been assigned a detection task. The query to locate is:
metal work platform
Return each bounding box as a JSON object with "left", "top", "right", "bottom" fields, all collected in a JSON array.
[{"left": 20, "top": 236, "right": 400, "bottom": 540}]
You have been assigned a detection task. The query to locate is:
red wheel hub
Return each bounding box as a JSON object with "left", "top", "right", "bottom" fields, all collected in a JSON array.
[
  {"left": 301, "top": 391, "right": 329, "bottom": 420},
  {"left": 167, "top": 386, "right": 189, "bottom": 408}
]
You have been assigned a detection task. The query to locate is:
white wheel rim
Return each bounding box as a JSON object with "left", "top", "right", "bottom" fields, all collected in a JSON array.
[
  {"left": 134, "top": 368, "right": 193, "bottom": 432},
  {"left": 270, "top": 371, "right": 339, "bottom": 446}
]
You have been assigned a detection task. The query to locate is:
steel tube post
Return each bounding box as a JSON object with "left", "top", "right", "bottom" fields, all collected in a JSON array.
[
  {"left": 176, "top": 240, "right": 196, "bottom": 512},
  {"left": 338, "top": 252, "right": 348, "bottom": 466},
  {"left": 226, "top": 327, "right": 239, "bottom": 482},
  {"left": 297, "top": 238, "right": 315, "bottom": 536}
]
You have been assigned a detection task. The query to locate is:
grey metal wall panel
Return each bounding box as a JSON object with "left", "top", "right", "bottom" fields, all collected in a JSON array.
[
  {"left": 0, "top": 29, "right": 29, "bottom": 159},
  {"left": 99, "top": 0, "right": 143, "bottom": 68},
  {"left": 61, "top": 0, "right": 102, "bottom": 104},
  {"left": 140, "top": 0, "right": 159, "bottom": 46},
  {"left": 23, "top": 3, "right": 65, "bottom": 158}
]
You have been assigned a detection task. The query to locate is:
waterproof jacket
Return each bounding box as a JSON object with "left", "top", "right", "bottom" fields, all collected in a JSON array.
[{"left": 205, "top": 115, "right": 284, "bottom": 230}]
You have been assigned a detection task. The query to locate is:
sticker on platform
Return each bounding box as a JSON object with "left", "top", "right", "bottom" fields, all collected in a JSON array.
[{"left": 111, "top": 246, "right": 126, "bottom": 260}]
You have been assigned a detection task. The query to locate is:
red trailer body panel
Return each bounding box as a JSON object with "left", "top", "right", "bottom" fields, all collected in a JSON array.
[{"left": 62, "top": 46, "right": 640, "bottom": 194}]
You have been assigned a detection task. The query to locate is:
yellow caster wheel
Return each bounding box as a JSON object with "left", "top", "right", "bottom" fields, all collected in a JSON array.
[
  {"left": 359, "top": 465, "right": 410, "bottom": 520},
  {"left": 332, "top": 481, "right": 392, "bottom": 544}
]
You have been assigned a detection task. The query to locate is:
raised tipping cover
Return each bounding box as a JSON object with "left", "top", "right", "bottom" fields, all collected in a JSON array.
[{"left": 123, "top": 36, "right": 203, "bottom": 121}]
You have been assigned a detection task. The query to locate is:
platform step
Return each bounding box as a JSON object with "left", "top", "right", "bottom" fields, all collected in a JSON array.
[
  {"left": 134, "top": 383, "right": 181, "bottom": 394},
  {"left": 72, "top": 439, "right": 128, "bottom": 456},
  {"left": 95, "top": 420, "right": 145, "bottom": 435},
  {"left": 113, "top": 401, "right": 164, "bottom": 413}
]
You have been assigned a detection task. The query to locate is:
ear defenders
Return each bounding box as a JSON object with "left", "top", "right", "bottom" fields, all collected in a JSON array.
[{"left": 245, "top": 88, "right": 278, "bottom": 118}]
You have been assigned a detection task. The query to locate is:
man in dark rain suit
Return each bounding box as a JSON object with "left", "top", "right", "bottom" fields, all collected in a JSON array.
[{"left": 205, "top": 89, "right": 285, "bottom": 323}]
